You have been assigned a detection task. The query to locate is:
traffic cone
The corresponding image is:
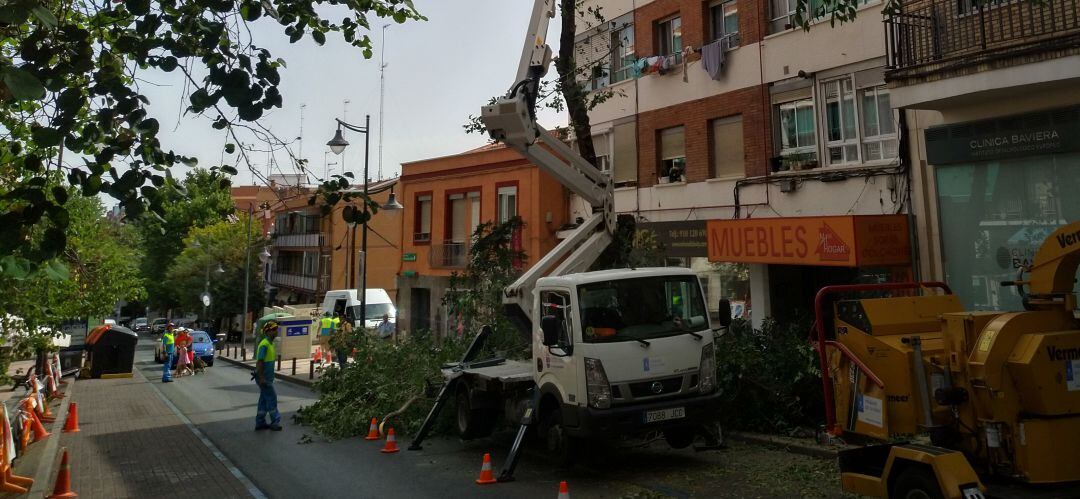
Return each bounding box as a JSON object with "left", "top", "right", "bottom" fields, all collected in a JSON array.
[
  {"left": 46, "top": 448, "right": 76, "bottom": 499},
  {"left": 475, "top": 453, "right": 497, "bottom": 485},
  {"left": 380, "top": 428, "right": 400, "bottom": 453},
  {"left": 63, "top": 403, "right": 80, "bottom": 433},
  {"left": 29, "top": 410, "right": 50, "bottom": 443},
  {"left": 19, "top": 418, "right": 30, "bottom": 453},
  {"left": 557, "top": 481, "right": 570, "bottom": 499},
  {"left": 364, "top": 418, "right": 379, "bottom": 440},
  {"left": 312, "top": 348, "right": 322, "bottom": 363}
]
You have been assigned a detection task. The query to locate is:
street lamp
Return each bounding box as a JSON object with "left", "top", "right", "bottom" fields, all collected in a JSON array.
[
  {"left": 189, "top": 239, "right": 224, "bottom": 324},
  {"left": 327, "top": 115, "right": 402, "bottom": 330},
  {"left": 240, "top": 202, "right": 272, "bottom": 360}
]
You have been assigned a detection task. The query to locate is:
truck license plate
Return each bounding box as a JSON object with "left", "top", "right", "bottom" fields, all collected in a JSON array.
[{"left": 644, "top": 407, "right": 685, "bottom": 423}]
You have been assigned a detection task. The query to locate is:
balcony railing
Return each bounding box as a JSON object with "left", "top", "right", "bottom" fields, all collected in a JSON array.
[
  {"left": 272, "top": 233, "right": 323, "bottom": 248},
  {"left": 269, "top": 272, "right": 319, "bottom": 292},
  {"left": 885, "top": 0, "right": 1080, "bottom": 73},
  {"left": 429, "top": 242, "right": 470, "bottom": 269}
]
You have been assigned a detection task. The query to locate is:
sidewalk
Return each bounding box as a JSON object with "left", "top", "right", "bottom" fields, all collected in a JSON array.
[{"left": 52, "top": 368, "right": 254, "bottom": 498}]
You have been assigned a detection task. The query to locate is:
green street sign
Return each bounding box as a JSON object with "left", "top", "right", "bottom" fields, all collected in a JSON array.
[
  {"left": 403, "top": 253, "right": 417, "bottom": 262},
  {"left": 402, "top": 270, "right": 417, "bottom": 277}
]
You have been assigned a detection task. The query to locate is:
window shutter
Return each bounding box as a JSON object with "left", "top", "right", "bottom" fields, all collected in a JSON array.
[
  {"left": 613, "top": 122, "right": 638, "bottom": 183},
  {"left": 712, "top": 116, "right": 744, "bottom": 178},
  {"left": 660, "top": 127, "right": 686, "bottom": 159}
]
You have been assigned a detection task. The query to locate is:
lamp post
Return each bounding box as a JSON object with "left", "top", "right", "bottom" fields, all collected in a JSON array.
[
  {"left": 241, "top": 203, "right": 272, "bottom": 358},
  {"left": 327, "top": 115, "right": 402, "bottom": 330},
  {"left": 190, "top": 239, "right": 224, "bottom": 325}
]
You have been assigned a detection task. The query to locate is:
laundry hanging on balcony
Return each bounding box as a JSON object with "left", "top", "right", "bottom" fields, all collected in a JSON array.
[
  {"left": 700, "top": 39, "right": 726, "bottom": 80},
  {"left": 637, "top": 55, "right": 671, "bottom": 76}
]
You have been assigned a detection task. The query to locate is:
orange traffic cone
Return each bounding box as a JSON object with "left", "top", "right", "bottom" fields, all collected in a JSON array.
[
  {"left": 364, "top": 418, "right": 379, "bottom": 440},
  {"left": 0, "top": 422, "right": 31, "bottom": 493},
  {"left": 380, "top": 428, "right": 400, "bottom": 454},
  {"left": 557, "top": 481, "right": 570, "bottom": 499},
  {"left": 46, "top": 448, "right": 76, "bottom": 499},
  {"left": 312, "top": 348, "right": 322, "bottom": 363},
  {"left": 475, "top": 453, "right": 497, "bottom": 485},
  {"left": 19, "top": 418, "right": 30, "bottom": 453},
  {"left": 63, "top": 403, "right": 80, "bottom": 433},
  {"left": 29, "top": 411, "right": 50, "bottom": 443}
]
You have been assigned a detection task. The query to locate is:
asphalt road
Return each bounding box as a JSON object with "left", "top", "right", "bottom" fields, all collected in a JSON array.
[{"left": 134, "top": 339, "right": 848, "bottom": 499}]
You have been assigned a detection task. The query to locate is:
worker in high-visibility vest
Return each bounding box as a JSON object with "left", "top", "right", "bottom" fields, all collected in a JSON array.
[
  {"left": 161, "top": 324, "right": 176, "bottom": 383},
  {"left": 318, "top": 312, "right": 335, "bottom": 365},
  {"left": 254, "top": 321, "right": 281, "bottom": 431}
]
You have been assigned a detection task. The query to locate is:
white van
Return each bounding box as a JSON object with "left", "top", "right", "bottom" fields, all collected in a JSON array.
[{"left": 321, "top": 289, "right": 396, "bottom": 330}]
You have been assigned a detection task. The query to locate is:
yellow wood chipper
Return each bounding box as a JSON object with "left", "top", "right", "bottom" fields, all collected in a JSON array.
[{"left": 815, "top": 221, "right": 1080, "bottom": 498}]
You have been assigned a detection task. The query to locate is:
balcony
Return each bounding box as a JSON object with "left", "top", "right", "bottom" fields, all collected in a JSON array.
[
  {"left": 273, "top": 233, "right": 323, "bottom": 248},
  {"left": 429, "top": 242, "right": 470, "bottom": 269},
  {"left": 269, "top": 272, "right": 319, "bottom": 293},
  {"left": 885, "top": 0, "right": 1080, "bottom": 80}
]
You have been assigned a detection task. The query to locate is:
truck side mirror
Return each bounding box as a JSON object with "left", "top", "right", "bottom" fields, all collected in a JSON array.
[
  {"left": 540, "top": 315, "right": 560, "bottom": 347},
  {"left": 717, "top": 299, "right": 732, "bottom": 328}
]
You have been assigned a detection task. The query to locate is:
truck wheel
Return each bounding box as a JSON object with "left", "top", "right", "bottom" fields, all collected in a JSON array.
[
  {"left": 540, "top": 409, "right": 575, "bottom": 466},
  {"left": 663, "top": 427, "right": 696, "bottom": 450},
  {"left": 891, "top": 467, "right": 944, "bottom": 499},
  {"left": 455, "top": 385, "right": 496, "bottom": 440}
]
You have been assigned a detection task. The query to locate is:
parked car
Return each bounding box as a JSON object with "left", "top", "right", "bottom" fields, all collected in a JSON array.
[
  {"left": 154, "top": 330, "right": 214, "bottom": 367},
  {"left": 132, "top": 317, "right": 149, "bottom": 334},
  {"left": 150, "top": 318, "right": 169, "bottom": 335}
]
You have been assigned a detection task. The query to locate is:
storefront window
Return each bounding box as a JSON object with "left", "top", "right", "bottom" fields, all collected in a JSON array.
[
  {"left": 936, "top": 152, "right": 1080, "bottom": 310},
  {"left": 690, "top": 258, "right": 751, "bottom": 320}
]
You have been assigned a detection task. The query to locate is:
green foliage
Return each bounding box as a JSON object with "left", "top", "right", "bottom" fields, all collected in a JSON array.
[
  {"left": 0, "top": 0, "right": 424, "bottom": 272},
  {"left": 0, "top": 193, "right": 145, "bottom": 327},
  {"left": 592, "top": 214, "right": 667, "bottom": 270},
  {"left": 164, "top": 215, "right": 266, "bottom": 322},
  {"left": 134, "top": 168, "right": 235, "bottom": 310},
  {"left": 714, "top": 317, "right": 824, "bottom": 433},
  {"left": 444, "top": 218, "right": 529, "bottom": 356},
  {"left": 294, "top": 333, "right": 469, "bottom": 439}
]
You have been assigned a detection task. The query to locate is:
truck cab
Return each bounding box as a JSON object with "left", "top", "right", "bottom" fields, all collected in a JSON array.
[
  {"left": 533, "top": 267, "right": 721, "bottom": 450},
  {"left": 321, "top": 288, "right": 396, "bottom": 330}
]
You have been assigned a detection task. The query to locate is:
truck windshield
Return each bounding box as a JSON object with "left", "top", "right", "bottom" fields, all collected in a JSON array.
[{"left": 578, "top": 275, "right": 708, "bottom": 343}]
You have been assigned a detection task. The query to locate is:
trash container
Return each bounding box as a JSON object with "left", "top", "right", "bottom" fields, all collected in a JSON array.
[{"left": 85, "top": 325, "right": 138, "bottom": 378}]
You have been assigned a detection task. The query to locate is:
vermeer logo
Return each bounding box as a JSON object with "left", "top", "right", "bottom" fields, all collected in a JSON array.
[
  {"left": 816, "top": 223, "right": 851, "bottom": 262},
  {"left": 1046, "top": 345, "right": 1080, "bottom": 361},
  {"left": 1057, "top": 228, "right": 1080, "bottom": 249}
]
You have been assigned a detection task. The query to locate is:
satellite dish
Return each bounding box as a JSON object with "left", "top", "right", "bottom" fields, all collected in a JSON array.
[{"left": 201, "top": 293, "right": 211, "bottom": 307}]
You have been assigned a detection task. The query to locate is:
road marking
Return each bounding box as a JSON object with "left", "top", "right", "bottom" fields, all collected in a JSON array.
[{"left": 145, "top": 369, "right": 267, "bottom": 499}]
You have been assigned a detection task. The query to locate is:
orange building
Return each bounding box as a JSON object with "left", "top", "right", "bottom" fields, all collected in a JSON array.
[
  {"left": 396, "top": 144, "right": 570, "bottom": 336},
  {"left": 230, "top": 177, "right": 402, "bottom": 306}
]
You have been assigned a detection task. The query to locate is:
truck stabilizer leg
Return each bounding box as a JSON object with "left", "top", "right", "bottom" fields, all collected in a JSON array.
[
  {"left": 497, "top": 384, "right": 541, "bottom": 482},
  {"left": 409, "top": 326, "right": 494, "bottom": 450}
]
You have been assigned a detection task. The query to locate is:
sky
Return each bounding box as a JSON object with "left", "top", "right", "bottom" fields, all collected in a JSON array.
[{"left": 136, "top": 0, "right": 566, "bottom": 192}]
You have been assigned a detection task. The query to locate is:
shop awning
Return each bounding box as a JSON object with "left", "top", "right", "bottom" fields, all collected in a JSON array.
[{"left": 706, "top": 214, "right": 911, "bottom": 267}]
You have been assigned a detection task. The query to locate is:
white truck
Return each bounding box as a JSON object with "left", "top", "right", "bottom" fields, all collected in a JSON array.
[{"left": 406, "top": 0, "right": 724, "bottom": 480}]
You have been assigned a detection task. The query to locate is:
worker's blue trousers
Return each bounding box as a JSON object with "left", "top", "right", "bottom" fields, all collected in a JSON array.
[
  {"left": 162, "top": 353, "right": 174, "bottom": 382},
  {"left": 256, "top": 382, "right": 281, "bottom": 427}
]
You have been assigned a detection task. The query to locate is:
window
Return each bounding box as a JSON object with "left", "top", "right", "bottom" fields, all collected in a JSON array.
[
  {"left": 469, "top": 192, "right": 481, "bottom": 237},
  {"left": 610, "top": 23, "right": 636, "bottom": 83},
  {"left": 822, "top": 78, "right": 859, "bottom": 165},
  {"left": 414, "top": 194, "right": 431, "bottom": 243},
  {"left": 448, "top": 193, "right": 468, "bottom": 243},
  {"left": 711, "top": 116, "right": 744, "bottom": 178},
  {"left": 657, "top": 16, "right": 683, "bottom": 64},
  {"left": 540, "top": 290, "right": 573, "bottom": 348},
  {"left": 777, "top": 98, "right": 817, "bottom": 164},
  {"left": 770, "top": 0, "right": 826, "bottom": 33},
  {"left": 821, "top": 77, "right": 899, "bottom": 165},
  {"left": 613, "top": 121, "right": 638, "bottom": 184},
  {"left": 709, "top": 0, "right": 740, "bottom": 50},
  {"left": 860, "top": 86, "right": 898, "bottom": 161},
  {"left": 302, "top": 251, "right": 319, "bottom": 276},
  {"left": 659, "top": 126, "right": 686, "bottom": 182},
  {"left": 497, "top": 185, "right": 518, "bottom": 223}
]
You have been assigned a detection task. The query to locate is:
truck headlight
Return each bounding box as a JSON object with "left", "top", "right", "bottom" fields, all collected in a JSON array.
[
  {"left": 584, "top": 357, "right": 612, "bottom": 409},
  {"left": 699, "top": 343, "right": 716, "bottom": 394}
]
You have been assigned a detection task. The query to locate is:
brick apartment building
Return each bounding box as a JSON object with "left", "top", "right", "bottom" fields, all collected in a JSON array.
[{"left": 576, "top": 0, "right": 917, "bottom": 328}]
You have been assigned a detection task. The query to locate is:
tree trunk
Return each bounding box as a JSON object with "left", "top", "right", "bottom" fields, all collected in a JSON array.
[{"left": 557, "top": 0, "right": 598, "bottom": 169}]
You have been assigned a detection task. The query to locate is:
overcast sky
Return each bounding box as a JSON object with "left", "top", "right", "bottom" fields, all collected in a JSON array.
[{"left": 134, "top": 0, "right": 566, "bottom": 194}]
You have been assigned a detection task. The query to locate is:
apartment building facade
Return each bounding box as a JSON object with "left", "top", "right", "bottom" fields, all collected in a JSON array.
[
  {"left": 395, "top": 144, "right": 570, "bottom": 336},
  {"left": 884, "top": 0, "right": 1080, "bottom": 310},
  {"left": 231, "top": 178, "right": 402, "bottom": 307},
  {"left": 576, "top": 0, "right": 916, "bottom": 328}
]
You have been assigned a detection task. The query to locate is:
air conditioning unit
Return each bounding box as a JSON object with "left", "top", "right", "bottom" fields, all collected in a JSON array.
[{"left": 779, "top": 179, "right": 798, "bottom": 193}]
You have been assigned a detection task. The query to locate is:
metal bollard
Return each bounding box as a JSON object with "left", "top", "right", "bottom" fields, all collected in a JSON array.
[
  {"left": 242, "top": 347, "right": 246, "bottom": 361},
  {"left": 291, "top": 358, "right": 296, "bottom": 376},
  {"left": 276, "top": 355, "right": 282, "bottom": 372},
  {"left": 309, "top": 360, "right": 314, "bottom": 380}
]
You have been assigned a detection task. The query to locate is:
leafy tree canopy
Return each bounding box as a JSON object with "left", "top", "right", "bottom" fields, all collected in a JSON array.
[{"left": 0, "top": 0, "right": 423, "bottom": 274}]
